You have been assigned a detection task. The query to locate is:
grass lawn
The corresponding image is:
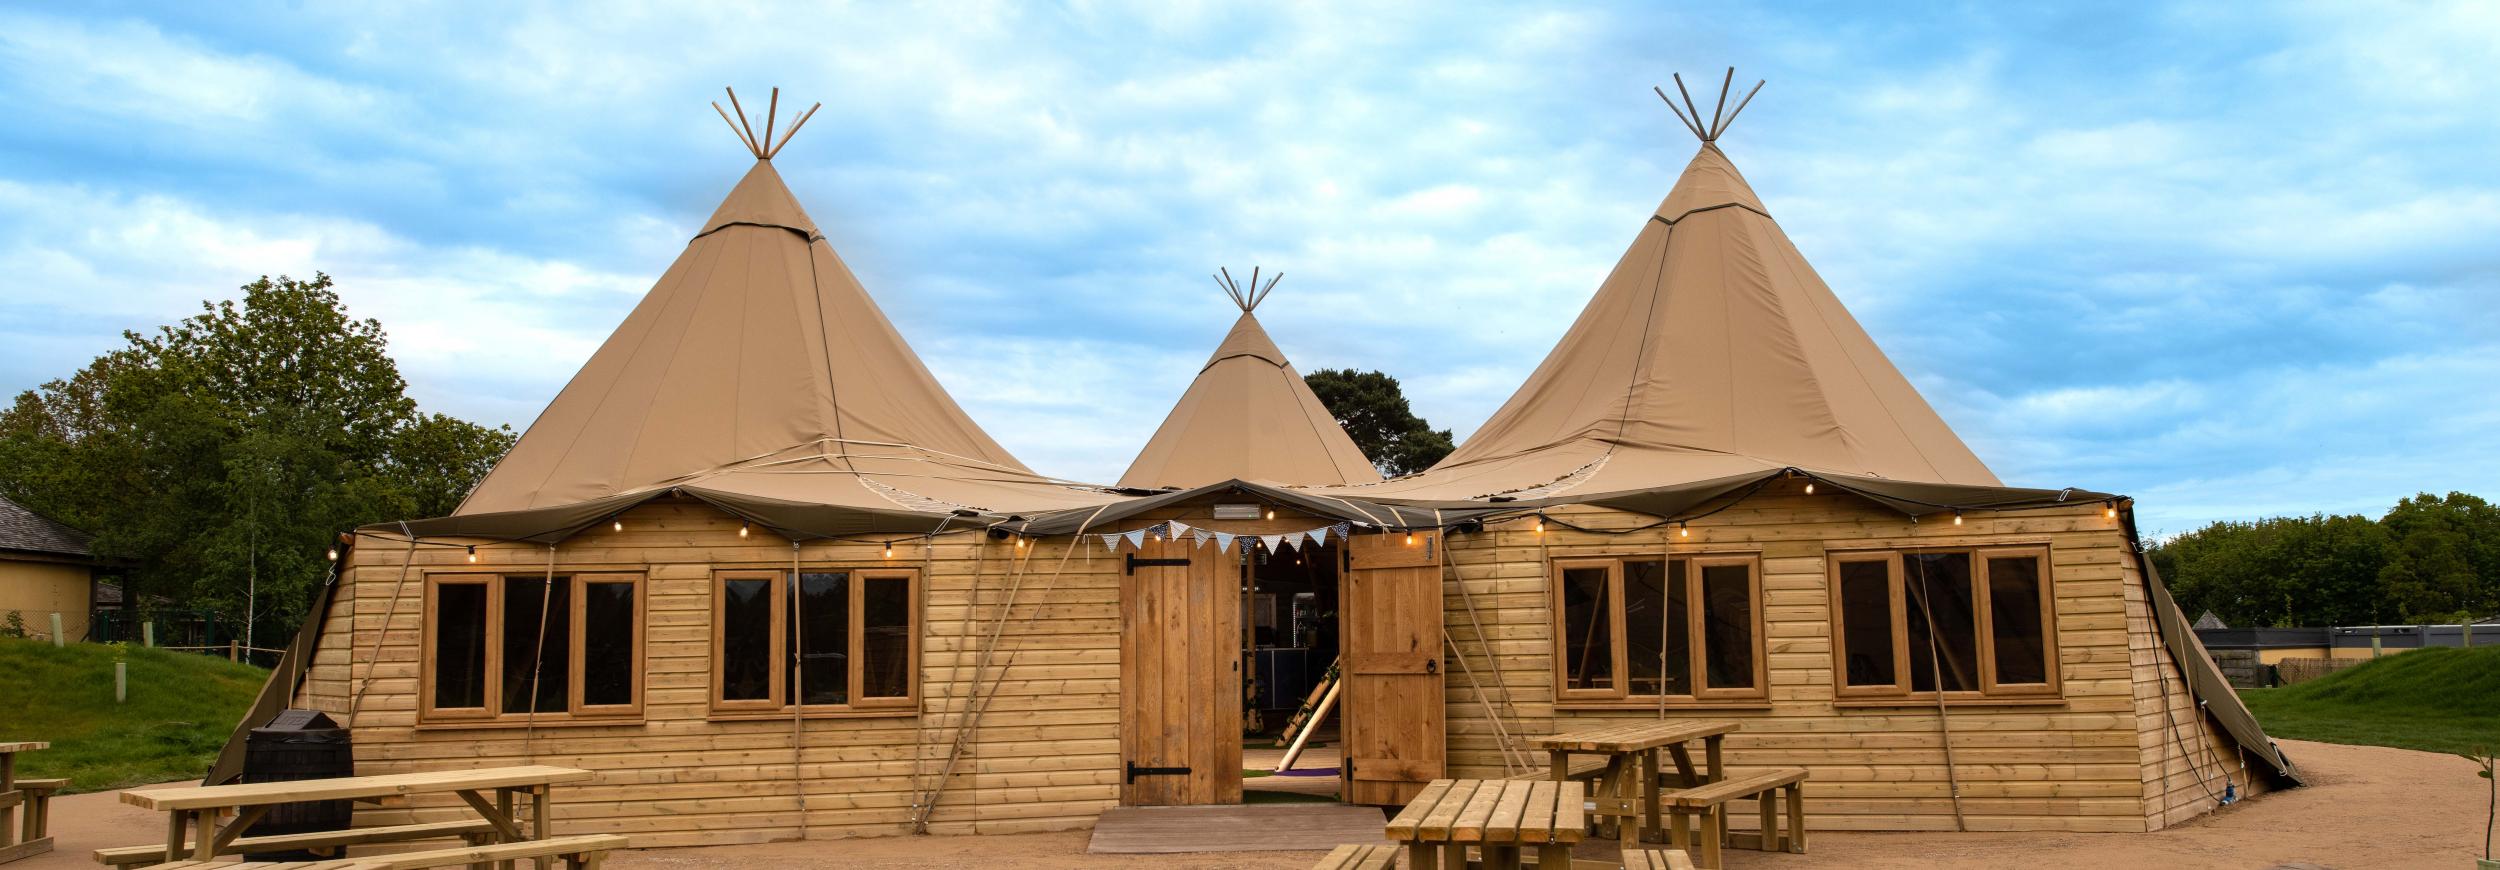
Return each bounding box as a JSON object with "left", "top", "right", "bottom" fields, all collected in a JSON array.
[
  {"left": 2238, "top": 645, "right": 2500, "bottom": 757},
  {"left": 0, "top": 636, "right": 267, "bottom": 792}
]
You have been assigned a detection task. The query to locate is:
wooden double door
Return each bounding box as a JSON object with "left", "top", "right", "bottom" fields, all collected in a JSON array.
[
  {"left": 1118, "top": 529, "right": 1447, "bottom": 807},
  {"left": 1119, "top": 536, "right": 1242, "bottom": 805}
]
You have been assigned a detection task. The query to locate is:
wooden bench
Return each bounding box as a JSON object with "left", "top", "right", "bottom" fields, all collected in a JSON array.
[
  {"left": 1621, "top": 848, "right": 1697, "bottom": 870},
  {"left": 13, "top": 779, "right": 64, "bottom": 847},
  {"left": 145, "top": 834, "right": 627, "bottom": 870},
  {"left": 94, "top": 820, "right": 500, "bottom": 867},
  {"left": 1312, "top": 843, "right": 1399, "bottom": 869},
  {"left": 1503, "top": 756, "right": 1609, "bottom": 784},
  {"left": 1662, "top": 768, "right": 1807, "bottom": 870},
  {"left": 334, "top": 833, "right": 627, "bottom": 869}
]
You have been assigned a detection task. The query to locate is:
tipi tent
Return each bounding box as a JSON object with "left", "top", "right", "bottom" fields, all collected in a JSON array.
[
  {"left": 241, "top": 79, "right": 2294, "bottom": 846},
  {"left": 1116, "top": 269, "right": 1382, "bottom": 490}
]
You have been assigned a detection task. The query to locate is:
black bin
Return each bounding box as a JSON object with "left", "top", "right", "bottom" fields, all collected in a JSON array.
[{"left": 240, "top": 709, "right": 353, "bottom": 860}]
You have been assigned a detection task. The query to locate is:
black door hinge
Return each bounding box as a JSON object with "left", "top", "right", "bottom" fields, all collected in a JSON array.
[
  {"left": 1127, "top": 761, "right": 1193, "bottom": 782},
  {"left": 1126, "top": 554, "right": 1192, "bottom": 574}
]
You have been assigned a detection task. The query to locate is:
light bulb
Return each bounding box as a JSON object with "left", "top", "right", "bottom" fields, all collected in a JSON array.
[
  {"left": 1265, "top": 508, "right": 1276, "bottom": 521},
  {"left": 1533, "top": 518, "right": 1544, "bottom": 534},
  {"left": 466, "top": 545, "right": 478, "bottom": 564},
  {"left": 1803, "top": 482, "right": 1815, "bottom": 495},
  {"left": 1015, "top": 536, "right": 1028, "bottom": 549},
  {"left": 2104, "top": 503, "right": 2118, "bottom": 520},
  {"left": 884, "top": 542, "right": 895, "bottom": 559},
  {"left": 1405, "top": 531, "right": 1415, "bottom": 545},
  {"left": 1679, "top": 522, "right": 1690, "bottom": 538},
  {"left": 325, "top": 548, "right": 338, "bottom": 562},
  {"left": 739, "top": 523, "right": 750, "bottom": 538},
  {"left": 1952, "top": 513, "right": 1964, "bottom": 526},
  {"left": 612, "top": 519, "right": 623, "bottom": 532}
]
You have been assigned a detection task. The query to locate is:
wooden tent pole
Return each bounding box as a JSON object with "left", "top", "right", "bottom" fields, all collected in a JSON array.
[
  {"left": 1438, "top": 510, "right": 1529, "bottom": 774},
  {"left": 1719, "top": 80, "right": 1766, "bottom": 137},
  {"left": 788, "top": 541, "right": 810, "bottom": 841},
  {"left": 762, "top": 88, "right": 779, "bottom": 158},
  {"left": 725, "top": 88, "right": 763, "bottom": 159},
  {"left": 520, "top": 544, "right": 557, "bottom": 765},
  {"left": 1707, "top": 68, "right": 1734, "bottom": 139},
  {"left": 347, "top": 522, "right": 422, "bottom": 724},
  {"left": 1653, "top": 86, "right": 1706, "bottom": 140},
  {"left": 769, "top": 104, "right": 822, "bottom": 159},
  {"left": 1672, "top": 74, "right": 1708, "bottom": 140},
  {"left": 712, "top": 102, "right": 759, "bottom": 157},
  {"left": 1907, "top": 564, "right": 1968, "bottom": 832}
]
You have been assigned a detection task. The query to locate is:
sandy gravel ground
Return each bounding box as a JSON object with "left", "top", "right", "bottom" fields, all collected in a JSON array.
[{"left": 23, "top": 739, "right": 2492, "bottom": 869}]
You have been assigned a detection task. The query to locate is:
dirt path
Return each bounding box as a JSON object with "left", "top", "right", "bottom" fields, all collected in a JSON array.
[{"left": 24, "top": 740, "right": 2491, "bottom": 869}]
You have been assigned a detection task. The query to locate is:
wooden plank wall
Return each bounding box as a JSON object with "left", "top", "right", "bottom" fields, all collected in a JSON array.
[
  {"left": 296, "top": 498, "right": 1130, "bottom": 846},
  {"left": 1434, "top": 477, "right": 2257, "bottom": 833},
  {"left": 2123, "top": 554, "right": 2273, "bottom": 830}
]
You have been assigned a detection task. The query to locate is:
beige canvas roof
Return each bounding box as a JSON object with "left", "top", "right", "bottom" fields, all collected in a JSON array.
[
  {"left": 455, "top": 112, "right": 1119, "bottom": 532},
  {"left": 1117, "top": 280, "right": 1382, "bottom": 490},
  {"left": 1338, "top": 139, "right": 1998, "bottom": 505}
]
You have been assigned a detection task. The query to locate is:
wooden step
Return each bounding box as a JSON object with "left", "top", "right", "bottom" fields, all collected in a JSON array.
[{"left": 1312, "top": 842, "right": 1399, "bottom": 869}]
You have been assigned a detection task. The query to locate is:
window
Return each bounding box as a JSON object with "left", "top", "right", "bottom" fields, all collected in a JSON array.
[
  {"left": 1828, "top": 548, "right": 2057, "bottom": 699},
  {"left": 423, "top": 573, "right": 643, "bottom": 721},
  {"left": 1553, "top": 555, "right": 1764, "bottom": 704},
  {"left": 711, "top": 568, "right": 918, "bottom": 714}
]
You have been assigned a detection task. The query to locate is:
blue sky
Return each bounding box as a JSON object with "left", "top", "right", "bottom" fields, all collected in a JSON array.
[{"left": 2, "top": 2, "right": 2493, "bottom": 534}]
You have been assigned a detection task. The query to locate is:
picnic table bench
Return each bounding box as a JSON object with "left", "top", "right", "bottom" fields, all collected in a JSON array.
[
  {"left": 1384, "top": 778, "right": 1583, "bottom": 870},
  {"left": 139, "top": 833, "right": 625, "bottom": 869},
  {"left": 1530, "top": 721, "right": 1739, "bottom": 845},
  {"left": 111, "top": 765, "right": 596, "bottom": 867},
  {"left": 1, "top": 740, "right": 53, "bottom": 865}
]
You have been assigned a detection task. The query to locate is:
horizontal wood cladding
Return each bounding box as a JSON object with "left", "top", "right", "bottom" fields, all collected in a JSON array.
[
  {"left": 296, "top": 486, "right": 2265, "bottom": 842},
  {"left": 1432, "top": 483, "right": 2245, "bottom": 834},
  {"left": 304, "top": 498, "right": 1127, "bottom": 843}
]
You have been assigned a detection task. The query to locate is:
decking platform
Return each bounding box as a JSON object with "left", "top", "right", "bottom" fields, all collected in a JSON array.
[{"left": 1086, "top": 804, "right": 1390, "bottom": 854}]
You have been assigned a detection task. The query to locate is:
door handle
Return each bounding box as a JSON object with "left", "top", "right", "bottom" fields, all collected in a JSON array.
[{"left": 1425, "top": 659, "right": 1439, "bottom": 675}]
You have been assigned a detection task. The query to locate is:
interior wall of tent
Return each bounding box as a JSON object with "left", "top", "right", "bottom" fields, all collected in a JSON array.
[
  {"left": 292, "top": 497, "right": 1136, "bottom": 845},
  {"left": 1434, "top": 477, "right": 2268, "bottom": 833}
]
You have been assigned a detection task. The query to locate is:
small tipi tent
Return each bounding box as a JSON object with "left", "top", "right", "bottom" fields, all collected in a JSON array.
[{"left": 1117, "top": 269, "right": 1382, "bottom": 490}]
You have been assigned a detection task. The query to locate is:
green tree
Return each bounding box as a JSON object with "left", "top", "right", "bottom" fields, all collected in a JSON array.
[
  {"left": 1303, "top": 368, "right": 1455, "bottom": 476},
  {"left": 2152, "top": 513, "right": 2391, "bottom": 627},
  {"left": 0, "top": 274, "right": 514, "bottom": 641},
  {"left": 2379, "top": 492, "right": 2500, "bottom": 621}
]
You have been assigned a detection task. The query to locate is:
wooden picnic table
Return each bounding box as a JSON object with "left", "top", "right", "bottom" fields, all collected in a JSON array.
[
  {"left": 1384, "top": 778, "right": 1584, "bottom": 870},
  {"left": 1529, "top": 720, "right": 1740, "bottom": 846},
  {"left": 2, "top": 741, "right": 53, "bottom": 865},
  {"left": 118, "top": 765, "right": 593, "bottom": 866}
]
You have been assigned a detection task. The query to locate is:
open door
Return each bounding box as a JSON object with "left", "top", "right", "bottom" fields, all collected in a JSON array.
[
  {"left": 1339, "top": 530, "right": 1446, "bottom": 805},
  {"left": 1119, "top": 535, "right": 1243, "bottom": 805}
]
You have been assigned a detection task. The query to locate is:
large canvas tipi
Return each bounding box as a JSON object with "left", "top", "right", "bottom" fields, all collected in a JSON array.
[{"left": 1117, "top": 269, "right": 1381, "bottom": 490}]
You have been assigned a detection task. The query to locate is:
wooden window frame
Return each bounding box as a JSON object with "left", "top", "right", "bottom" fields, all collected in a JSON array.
[
  {"left": 419, "top": 571, "right": 646, "bottom": 724},
  {"left": 1825, "top": 546, "right": 2060, "bottom": 701},
  {"left": 1549, "top": 553, "right": 1767, "bottom": 708},
  {"left": 708, "top": 566, "right": 921, "bottom": 717}
]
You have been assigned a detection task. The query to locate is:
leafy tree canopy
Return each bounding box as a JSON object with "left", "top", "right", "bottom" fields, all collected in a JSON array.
[
  {"left": 2153, "top": 491, "right": 2500, "bottom": 626},
  {"left": 1302, "top": 368, "right": 1455, "bottom": 477},
  {"left": 0, "top": 274, "right": 514, "bottom": 642}
]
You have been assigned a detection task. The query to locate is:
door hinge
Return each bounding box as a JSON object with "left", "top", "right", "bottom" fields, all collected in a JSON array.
[
  {"left": 1126, "top": 761, "right": 1193, "bottom": 782},
  {"left": 1126, "top": 554, "right": 1192, "bottom": 574}
]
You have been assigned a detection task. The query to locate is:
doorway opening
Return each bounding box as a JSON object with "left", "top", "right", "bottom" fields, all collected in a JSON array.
[{"left": 1239, "top": 538, "right": 1344, "bottom": 804}]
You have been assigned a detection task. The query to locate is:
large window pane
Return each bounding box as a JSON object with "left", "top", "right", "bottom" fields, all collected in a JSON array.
[
  {"left": 1905, "top": 553, "right": 1978, "bottom": 692},
  {"left": 1559, "top": 567, "right": 1613, "bottom": 690},
  {"left": 433, "top": 584, "right": 488, "bottom": 710},
  {"left": 1623, "top": 560, "right": 1668, "bottom": 696},
  {"left": 791, "top": 572, "right": 850, "bottom": 705},
  {"left": 1987, "top": 556, "right": 2050, "bottom": 685},
  {"left": 500, "top": 577, "right": 572, "bottom": 714},
  {"left": 1837, "top": 560, "right": 1896, "bottom": 687},
  {"left": 582, "top": 581, "right": 636, "bottom": 707},
  {"left": 860, "top": 577, "right": 912, "bottom": 699},
  {"left": 1700, "top": 564, "right": 1754, "bottom": 689},
  {"left": 720, "top": 578, "right": 773, "bottom": 701}
]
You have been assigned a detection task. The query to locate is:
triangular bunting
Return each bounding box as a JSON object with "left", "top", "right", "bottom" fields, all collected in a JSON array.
[
  {"left": 1214, "top": 532, "right": 1236, "bottom": 553},
  {"left": 1260, "top": 534, "right": 1284, "bottom": 551},
  {"left": 1193, "top": 528, "right": 1213, "bottom": 548},
  {"left": 1124, "top": 529, "right": 1149, "bottom": 548},
  {"left": 1310, "top": 526, "right": 1330, "bottom": 546},
  {"left": 1099, "top": 533, "right": 1122, "bottom": 551}
]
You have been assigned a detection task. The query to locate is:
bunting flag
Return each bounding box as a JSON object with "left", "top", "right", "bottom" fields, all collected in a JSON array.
[
  {"left": 1192, "top": 528, "right": 1213, "bottom": 548},
  {"left": 1099, "top": 532, "right": 1122, "bottom": 551},
  {"left": 1333, "top": 522, "right": 1352, "bottom": 537},
  {"left": 1169, "top": 520, "right": 1190, "bottom": 539},
  {"left": 1124, "top": 529, "right": 1149, "bottom": 548},
  {"left": 1310, "top": 525, "right": 1331, "bottom": 546},
  {"left": 1260, "top": 534, "right": 1285, "bottom": 551},
  {"left": 1214, "top": 531, "right": 1236, "bottom": 553}
]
